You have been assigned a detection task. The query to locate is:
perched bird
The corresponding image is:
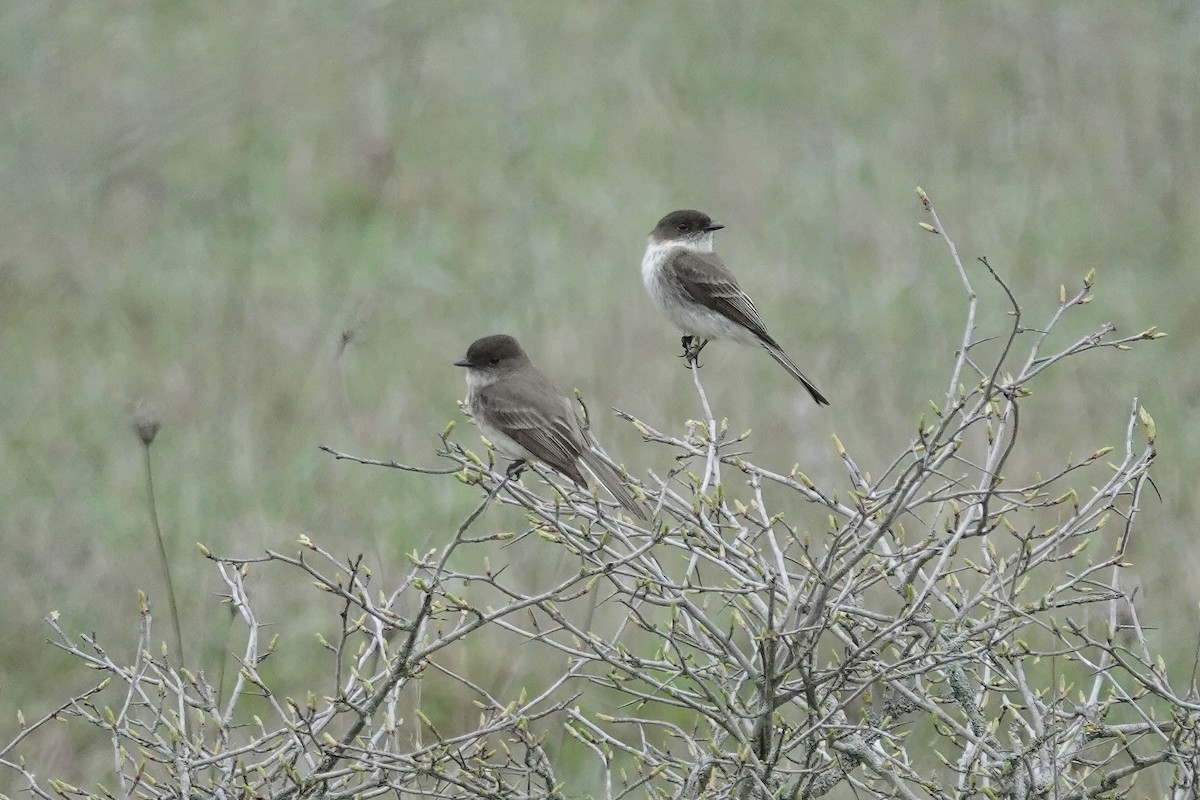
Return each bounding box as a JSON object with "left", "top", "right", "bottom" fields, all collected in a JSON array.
[
  {"left": 454, "top": 334, "right": 647, "bottom": 519},
  {"left": 641, "top": 209, "right": 830, "bottom": 405}
]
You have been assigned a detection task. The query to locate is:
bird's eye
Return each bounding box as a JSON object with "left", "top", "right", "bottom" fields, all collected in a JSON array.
[
  {"left": 489, "top": 358, "right": 500, "bottom": 366},
  {"left": 677, "top": 223, "right": 687, "bottom": 232}
]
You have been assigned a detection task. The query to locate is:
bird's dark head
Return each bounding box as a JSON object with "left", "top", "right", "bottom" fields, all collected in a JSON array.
[
  {"left": 454, "top": 334, "right": 529, "bottom": 372},
  {"left": 649, "top": 209, "right": 724, "bottom": 245}
]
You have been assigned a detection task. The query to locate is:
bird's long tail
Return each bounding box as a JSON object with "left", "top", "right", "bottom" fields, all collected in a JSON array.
[
  {"left": 763, "top": 344, "right": 831, "bottom": 406},
  {"left": 579, "top": 450, "right": 648, "bottom": 520}
]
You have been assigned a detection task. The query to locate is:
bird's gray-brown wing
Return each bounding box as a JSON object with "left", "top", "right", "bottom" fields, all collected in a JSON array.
[
  {"left": 669, "top": 249, "right": 831, "bottom": 405},
  {"left": 477, "top": 373, "right": 588, "bottom": 487},
  {"left": 668, "top": 249, "right": 782, "bottom": 349}
]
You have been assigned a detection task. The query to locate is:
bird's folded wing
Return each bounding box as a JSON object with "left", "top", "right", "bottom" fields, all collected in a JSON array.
[
  {"left": 478, "top": 383, "right": 586, "bottom": 485},
  {"left": 668, "top": 249, "right": 779, "bottom": 348}
]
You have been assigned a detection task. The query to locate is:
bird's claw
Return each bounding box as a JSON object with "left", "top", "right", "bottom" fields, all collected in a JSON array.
[
  {"left": 679, "top": 336, "right": 707, "bottom": 369},
  {"left": 505, "top": 460, "right": 527, "bottom": 481}
]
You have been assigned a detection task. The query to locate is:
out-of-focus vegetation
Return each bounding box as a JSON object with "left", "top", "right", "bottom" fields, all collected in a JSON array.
[{"left": 0, "top": 2, "right": 1196, "bottom": 790}]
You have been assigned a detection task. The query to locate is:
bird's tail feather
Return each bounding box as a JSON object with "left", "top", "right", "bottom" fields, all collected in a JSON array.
[
  {"left": 579, "top": 451, "right": 648, "bottom": 520},
  {"left": 764, "top": 344, "right": 830, "bottom": 406}
]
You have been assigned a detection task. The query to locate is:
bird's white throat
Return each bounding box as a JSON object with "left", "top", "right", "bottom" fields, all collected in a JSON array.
[
  {"left": 464, "top": 367, "right": 500, "bottom": 392},
  {"left": 641, "top": 233, "right": 714, "bottom": 280}
]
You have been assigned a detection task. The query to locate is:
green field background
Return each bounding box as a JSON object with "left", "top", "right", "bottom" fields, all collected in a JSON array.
[{"left": 1, "top": 2, "right": 1197, "bottom": 791}]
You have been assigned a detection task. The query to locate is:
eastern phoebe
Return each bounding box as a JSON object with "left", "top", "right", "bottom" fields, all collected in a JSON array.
[
  {"left": 641, "top": 209, "right": 830, "bottom": 405},
  {"left": 454, "top": 334, "right": 647, "bottom": 520}
]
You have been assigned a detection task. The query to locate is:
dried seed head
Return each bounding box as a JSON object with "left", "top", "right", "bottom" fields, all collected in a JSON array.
[{"left": 131, "top": 398, "right": 163, "bottom": 447}]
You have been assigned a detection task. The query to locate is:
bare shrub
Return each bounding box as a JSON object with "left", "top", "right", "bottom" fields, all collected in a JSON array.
[{"left": 2, "top": 195, "right": 1179, "bottom": 800}]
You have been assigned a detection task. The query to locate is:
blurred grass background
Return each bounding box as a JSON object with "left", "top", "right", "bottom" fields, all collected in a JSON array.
[{"left": 1, "top": 1, "right": 1197, "bottom": 790}]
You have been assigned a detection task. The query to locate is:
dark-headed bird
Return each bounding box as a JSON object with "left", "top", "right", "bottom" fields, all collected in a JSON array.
[{"left": 454, "top": 334, "right": 647, "bottom": 519}]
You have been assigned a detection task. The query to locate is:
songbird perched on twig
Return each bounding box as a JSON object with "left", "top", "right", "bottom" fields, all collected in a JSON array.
[
  {"left": 455, "top": 334, "right": 647, "bottom": 520},
  {"left": 641, "top": 209, "right": 829, "bottom": 405}
]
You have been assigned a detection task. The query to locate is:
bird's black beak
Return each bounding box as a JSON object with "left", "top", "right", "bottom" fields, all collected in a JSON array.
[
  {"left": 453, "top": 357, "right": 471, "bottom": 367},
  {"left": 705, "top": 221, "right": 725, "bottom": 232}
]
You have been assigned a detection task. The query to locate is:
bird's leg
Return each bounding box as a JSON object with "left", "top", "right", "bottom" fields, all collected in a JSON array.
[
  {"left": 683, "top": 337, "right": 708, "bottom": 368},
  {"left": 505, "top": 460, "right": 528, "bottom": 480}
]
